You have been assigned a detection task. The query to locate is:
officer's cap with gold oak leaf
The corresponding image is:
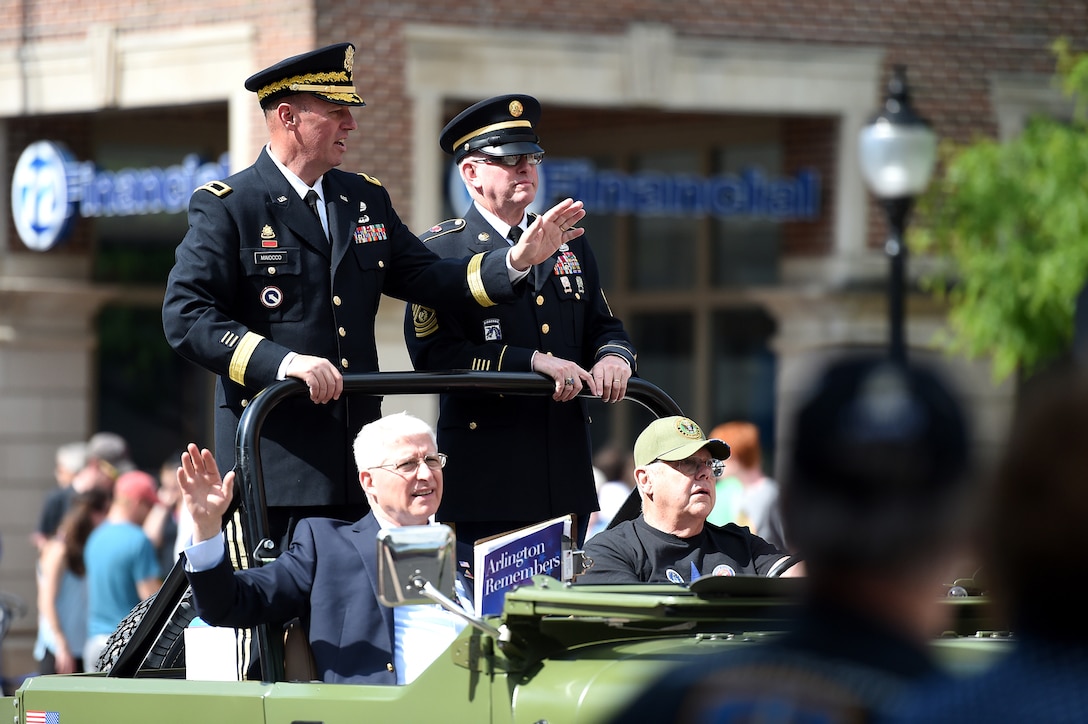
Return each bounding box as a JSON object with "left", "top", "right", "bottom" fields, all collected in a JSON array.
[{"left": 245, "top": 42, "right": 366, "bottom": 109}]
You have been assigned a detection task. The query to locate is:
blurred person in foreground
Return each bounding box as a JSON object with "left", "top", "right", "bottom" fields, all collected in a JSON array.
[
  {"left": 607, "top": 354, "right": 976, "bottom": 722},
  {"left": 890, "top": 366, "right": 1088, "bottom": 723},
  {"left": 578, "top": 416, "right": 799, "bottom": 584}
]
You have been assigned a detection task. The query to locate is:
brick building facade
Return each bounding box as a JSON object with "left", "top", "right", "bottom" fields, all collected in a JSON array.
[{"left": 1, "top": 0, "right": 1085, "bottom": 682}]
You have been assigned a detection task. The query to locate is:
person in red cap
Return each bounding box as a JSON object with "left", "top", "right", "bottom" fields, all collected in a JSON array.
[
  {"left": 82, "top": 470, "right": 162, "bottom": 669},
  {"left": 163, "top": 45, "right": 585, "bottom": 554}
]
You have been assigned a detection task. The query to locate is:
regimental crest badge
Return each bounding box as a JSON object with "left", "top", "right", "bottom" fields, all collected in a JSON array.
[
  {"left": 260, "top": 225, "right": 277, "bottom": 248},
  {"left": 676, "top": 417, "right": 701, "bottom": 439}
]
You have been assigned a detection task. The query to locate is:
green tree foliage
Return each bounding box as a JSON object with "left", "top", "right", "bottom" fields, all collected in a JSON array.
[{"left": 913, "top": 40, "right": 1088, "bottom": 381}]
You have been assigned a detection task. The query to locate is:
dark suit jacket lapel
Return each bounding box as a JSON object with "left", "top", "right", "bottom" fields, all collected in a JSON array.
[{"left": 352, "top": 513, "right": 395, "bottom": 639}]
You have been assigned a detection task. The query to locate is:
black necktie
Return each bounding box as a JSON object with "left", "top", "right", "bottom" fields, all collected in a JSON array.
[
  {"left": 305, "top": 189, "right": 329, "bottom": 242},
  {"left": 305, "top": 189, "right": 320, "bottom": 218},
  {"left": 507, "top": 225, "right": 522, "bottom": 245}
]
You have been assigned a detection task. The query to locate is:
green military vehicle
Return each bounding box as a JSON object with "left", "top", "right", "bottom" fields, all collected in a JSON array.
[{"left": 4, "top": 372, "right": 1003, "bottom": 724}]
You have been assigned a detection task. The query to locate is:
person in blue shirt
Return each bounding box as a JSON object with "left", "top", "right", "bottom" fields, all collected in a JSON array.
[{"left": 83, "top": 471, "right": 162, "bottom": 669}]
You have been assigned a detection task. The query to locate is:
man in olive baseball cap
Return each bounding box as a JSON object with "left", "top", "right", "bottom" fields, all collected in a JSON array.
[
  {"left": 633, "top": 416, "right": 731, "bottom": 469},
  {"left": 580, "top": 415, "right": 796, "bottom": 584}
]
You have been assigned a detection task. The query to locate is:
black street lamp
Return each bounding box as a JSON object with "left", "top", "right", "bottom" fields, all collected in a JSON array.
[{"left": 858, "top": 65, "right": 938, "bottom": 362}]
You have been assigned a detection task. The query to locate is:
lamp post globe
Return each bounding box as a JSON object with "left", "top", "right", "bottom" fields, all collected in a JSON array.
[{"left": 858, "top": 65, "right": 938, "bottom": 362}]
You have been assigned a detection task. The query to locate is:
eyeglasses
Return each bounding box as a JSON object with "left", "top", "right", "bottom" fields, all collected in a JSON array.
[
  {"left": 657, "top": 456, "right": 726, "bottom": 478},
  {"left": 369, "top": 453, "right": 448, "bottom": 475},
  {"left": 472, "top": 152, "right": 545, "bottom": 167}
]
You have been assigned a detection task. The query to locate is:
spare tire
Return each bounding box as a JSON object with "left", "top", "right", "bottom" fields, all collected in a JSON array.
[{"left": 95, "top": 588, "right": 196, "bottom": 673}]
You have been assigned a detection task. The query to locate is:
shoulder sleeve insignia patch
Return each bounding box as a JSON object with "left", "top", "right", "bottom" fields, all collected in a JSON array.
[
  {"left": 196, "top": 180, "right": 233, "bottom": 198},
  {"left": 420, "top": 218, "right": 466, "bottom": 242},
  {"left": 411, "top": 304, "right": 438, "bottom": 338},
  {"left": 359, "top": 173, "right": 383, "bottom": 187}
]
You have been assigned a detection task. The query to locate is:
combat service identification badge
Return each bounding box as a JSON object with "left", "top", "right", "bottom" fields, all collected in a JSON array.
[{"left": 260, "top": 286, "right": 283, "bottom": 309}]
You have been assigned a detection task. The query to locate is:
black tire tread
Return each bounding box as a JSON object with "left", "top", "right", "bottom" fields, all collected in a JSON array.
[{"left": 96, "top": 588, "right": 197, "bottom": 673}]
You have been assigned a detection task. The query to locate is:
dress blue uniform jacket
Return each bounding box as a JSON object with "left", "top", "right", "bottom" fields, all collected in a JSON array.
[
  {"left": 404, "top": 204, "right": 636, "bottom": 525},
  {"left": 185, "top": 512, "right": 471, "bottom": 685},
  {"left": 163, "top": 149, "right": 517, "bottom": 508}
]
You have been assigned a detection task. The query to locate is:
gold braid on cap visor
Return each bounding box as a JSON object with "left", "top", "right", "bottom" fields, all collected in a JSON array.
[
  {"left": 454, "top": 120, "right": 534, "bottom": 151},
  {"left": 257, "top": 70, "right": 363, "bottom": 103}
]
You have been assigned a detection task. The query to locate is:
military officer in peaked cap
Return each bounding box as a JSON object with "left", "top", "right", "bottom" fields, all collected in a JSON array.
[
  {"left": 163, "top": 47, "right": 585, "bottom": 553},
  {"left": 405, "top": 94, "right": 636, "bottom": 548}
]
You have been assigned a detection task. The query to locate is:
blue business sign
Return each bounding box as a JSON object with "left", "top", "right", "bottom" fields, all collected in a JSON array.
[
  {"left": 10, "top": 140, "right": 230, "bottom": 251},
  {"left": 446, "top": 157, "right": 820, "bottom": 222},
  {"left": 544, "top": 159, "right": 820, "bottom": 220}
]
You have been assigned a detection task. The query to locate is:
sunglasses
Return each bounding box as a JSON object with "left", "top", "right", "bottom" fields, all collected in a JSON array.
[{"left": 472, "top": 152, "right": 545, "bottom": 167}]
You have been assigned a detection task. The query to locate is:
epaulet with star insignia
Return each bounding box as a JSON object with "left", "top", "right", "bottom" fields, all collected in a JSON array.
[
  {"left": 358, "top": 173, "right": 382, "bottom": 186},
  {"left": 420, "top": 218, "right": 466, "bottom": 242},
  {"left": 196, "top": 180, "right": 233, "bottom": 198}
]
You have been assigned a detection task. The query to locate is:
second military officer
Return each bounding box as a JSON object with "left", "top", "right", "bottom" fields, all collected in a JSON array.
[{"left": 405, "top": 94, "right": 637, "bottom": 547}]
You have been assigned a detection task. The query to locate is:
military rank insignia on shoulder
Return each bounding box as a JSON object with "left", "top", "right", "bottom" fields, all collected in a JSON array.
[
  {"left": 196, "top": 180, "right": 233, "bottom": 198},
  {"left": 421, "top": 218, "right": 465, "bottom": 242},
  {"left": 359, "top": 173, "right": 383, "bottom": 187}
]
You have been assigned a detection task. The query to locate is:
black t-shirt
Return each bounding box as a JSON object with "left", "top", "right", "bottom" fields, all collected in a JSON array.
[{"left": 579, "top": 515, "right": 786, "bottom": 584}]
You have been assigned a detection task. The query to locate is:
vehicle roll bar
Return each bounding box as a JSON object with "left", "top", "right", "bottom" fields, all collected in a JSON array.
[{"left": 111, "top": 371, "right": 681, "bottom": 681}]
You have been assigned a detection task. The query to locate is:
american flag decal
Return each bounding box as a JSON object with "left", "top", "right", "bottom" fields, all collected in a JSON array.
[{"left": 26, "top": 711, "right": 60, "bottom": 724}]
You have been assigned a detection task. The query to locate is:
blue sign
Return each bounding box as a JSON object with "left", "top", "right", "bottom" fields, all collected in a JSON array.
[
  {"left": 11, "top": 141, "right": 77, "bottom": 251},
  {"left": 544, "top": 159, "right": 820, "bottom": 221},
  {"left": 445, "top": 156, "right": 820, "bottom": 222},
  {"left": 10, "top": 140, "right": 230, "bottom": 251}
]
